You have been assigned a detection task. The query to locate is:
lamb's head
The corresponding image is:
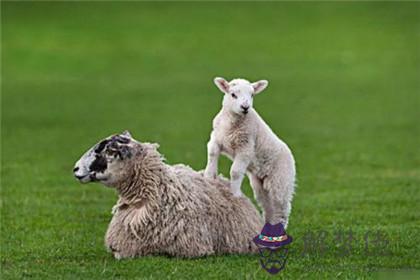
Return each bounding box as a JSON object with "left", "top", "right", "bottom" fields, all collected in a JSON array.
[
  {"left": 214, "top": 77, "right": 268, "bottom": 116},
  {"left": 73, "top": 131, "right": 141, "bottom": 187}
]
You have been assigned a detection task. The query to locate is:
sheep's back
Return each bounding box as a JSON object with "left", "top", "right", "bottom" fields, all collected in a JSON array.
[{"left": 170, "top": 164, "right": 263, "bottom": 254}]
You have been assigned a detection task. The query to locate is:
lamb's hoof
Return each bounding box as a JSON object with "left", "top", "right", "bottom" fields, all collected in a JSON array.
[
  {"left": 232, "top": 191, "right": 243, "bottom": 198},
  {"left": 204, "top": 172, "right": 216, "bottom": 180}
]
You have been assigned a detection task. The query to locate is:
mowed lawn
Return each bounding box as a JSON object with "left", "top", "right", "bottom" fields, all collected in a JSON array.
[{"left": 1, "top": 2, "right": 419, "bottom": 279}]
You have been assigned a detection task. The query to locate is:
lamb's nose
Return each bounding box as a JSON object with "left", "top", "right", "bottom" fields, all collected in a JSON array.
[
  {"left": 73, "top": 167, "right": 79, "bottom": 173},
  {"left": 241, "top": 105, "right": 249, "bottom": 111}
]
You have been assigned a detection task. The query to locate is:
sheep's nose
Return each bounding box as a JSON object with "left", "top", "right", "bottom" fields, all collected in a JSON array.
[
  {"left": 241, "top": 105, "right": 249, "bottom": 111},
  {"left": 73, "top": 167, "right": 79, "bottom": 173}
]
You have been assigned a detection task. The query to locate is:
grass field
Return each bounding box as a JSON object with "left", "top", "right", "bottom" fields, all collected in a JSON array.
[{"left": 1, "top": 2, "right": 419, "bottom": 279}]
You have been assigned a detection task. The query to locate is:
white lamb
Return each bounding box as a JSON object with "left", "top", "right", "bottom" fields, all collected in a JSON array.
[{"left": 204, "top": 77, "right": 296, "bottom": 227}]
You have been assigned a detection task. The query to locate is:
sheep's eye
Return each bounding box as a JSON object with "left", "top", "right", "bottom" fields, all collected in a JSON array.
[
  {"left": 106, "top": 149, "right": 118, "bottom": 157},
  {"left": 231, "top": 93, "right": 237, "bottom": 99}
]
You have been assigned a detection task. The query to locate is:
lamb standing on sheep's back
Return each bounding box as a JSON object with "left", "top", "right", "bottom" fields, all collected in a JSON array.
[
  {"left": 73, "top": 131, "right": 262, "bottom": 259},
  {"left": 204, "top": 77, "right": 296, "bottom": 229}
]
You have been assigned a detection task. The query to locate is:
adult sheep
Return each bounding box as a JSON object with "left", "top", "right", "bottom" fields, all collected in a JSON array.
[
  {"left": 204, "top": 77, "right": 296, "bottom": 229},
  {"left": 73, "top": 131, "right": 262, "bottom": 259}
]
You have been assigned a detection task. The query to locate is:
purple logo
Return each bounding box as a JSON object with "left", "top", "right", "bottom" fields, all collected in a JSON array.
[
  {"left": 257, "top": 246, "right": 289, "bottom": 274},
  {"left": 253, "top": 223, "right": 292, "bottom": 275}
]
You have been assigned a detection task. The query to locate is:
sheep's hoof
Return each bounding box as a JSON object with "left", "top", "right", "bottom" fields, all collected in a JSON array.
[
  {"left": 113, "top": 252, "right": 123, "bottom": 260},
  {"left": 111, "top": 205, "right": 118, "bottom": 215}
]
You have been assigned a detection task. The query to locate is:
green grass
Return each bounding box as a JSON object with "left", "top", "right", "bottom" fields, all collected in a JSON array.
[{"left": 1, "top": 2, "right": 419, "bottom": 279}]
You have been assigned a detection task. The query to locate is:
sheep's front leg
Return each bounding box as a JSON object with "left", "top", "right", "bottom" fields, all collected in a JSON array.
[
  {"left": 204, "top": 134, "right": 220, "bottom": 179},
  {"left": 230, "top": 154, "right": 251, "bottom": 197}
]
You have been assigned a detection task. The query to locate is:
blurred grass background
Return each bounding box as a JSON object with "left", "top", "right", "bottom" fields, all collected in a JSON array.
[{"left": 1, "top": 1, "right": 419, "bottom": 279}]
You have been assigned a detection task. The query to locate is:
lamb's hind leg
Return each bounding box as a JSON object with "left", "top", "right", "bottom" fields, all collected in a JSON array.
[
  {"left": 249, "top": 174, "right": 279, "bottom": 225},
  {"left": 248, "top": 173, "right": 267, "bottom": 213},
  {"left": 261, "top": 175, "right": 294, "bottom": 228}
]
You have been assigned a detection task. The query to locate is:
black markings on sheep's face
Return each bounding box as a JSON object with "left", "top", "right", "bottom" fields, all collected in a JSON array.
[
  {"left": 105, "top": 137, "right": 133, "bottom": 160},
  {"left": 112, "top": 135, "right": 130, "bottom": 144},
  {"left": 88, "top": 135, "right": 133, "bottom": 174},
  {"left": 90, "top": 154, "right": 108, "bottom": 173},
  {"left": 95, "top": 140, "right": 110, "bottom": 153},
  {"left": 93, "top": 135, "right": 129, "bottom": 155}
]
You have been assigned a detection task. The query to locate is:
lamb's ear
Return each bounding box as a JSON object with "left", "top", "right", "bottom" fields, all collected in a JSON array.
[
  {"left": 251, "top": 80, "right": 268, "bottom": 95},
  {"left": 121, "top": 130, "right": 132, "bottom": 138},
  {"left": 214, "top": 77, "right": 230, "bottom": 94}
]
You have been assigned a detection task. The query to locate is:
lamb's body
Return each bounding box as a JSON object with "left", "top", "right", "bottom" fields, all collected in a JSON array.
[
  {"left": 205, "top": 78, "right": 296, "bottom": 227},
  {"left": 105, "top": 144, "right": 262, "bottom": 259}
]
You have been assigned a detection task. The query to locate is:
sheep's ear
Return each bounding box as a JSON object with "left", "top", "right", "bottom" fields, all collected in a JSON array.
[
  {"left": 119, "top": 145, "right": 132, "bottom": 159},
  {"left": 214, "top": 77, "right": 230, "bottom": 94},
  {"left": 121, "top": 130, "right": 132, "bottom": 138},
  {"left": 251, "top": 80, "right": 268, "bottom": 95}
]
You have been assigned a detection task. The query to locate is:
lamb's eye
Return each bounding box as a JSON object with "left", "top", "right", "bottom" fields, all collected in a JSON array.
[{"left": 231, "top": 93, "right": 237, "bottom": 99}]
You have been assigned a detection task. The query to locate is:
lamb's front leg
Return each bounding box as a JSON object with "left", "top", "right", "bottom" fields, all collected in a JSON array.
[
  {"left": 204, "top": 134, "right": 220, "bottom": 179},
  {"left": 230, "top": 154, "right": 251, "bottom": 197}
]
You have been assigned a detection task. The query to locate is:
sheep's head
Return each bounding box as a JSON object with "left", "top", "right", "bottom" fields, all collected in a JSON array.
[
  {"left": 214, "top": 77, "right": 268, "bottom": 116},
  {"left": 73, "top": 131, "right": 139, "bottom": 187}
]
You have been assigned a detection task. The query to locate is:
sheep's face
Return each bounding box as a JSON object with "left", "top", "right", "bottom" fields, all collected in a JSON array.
[
  {"left": 214, "top": 77, "right": 268, "bottom": 116},
  {"left": 73, "top": 131, "right": 137, "bottom": 187}
]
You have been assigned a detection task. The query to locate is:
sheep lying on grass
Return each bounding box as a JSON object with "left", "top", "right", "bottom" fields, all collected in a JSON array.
[
  {"left": 73, "top": 131, "right": 262, "bottom": 259},
  {"left": 204, "top": 77, "right": 296, "bottom": 228}
]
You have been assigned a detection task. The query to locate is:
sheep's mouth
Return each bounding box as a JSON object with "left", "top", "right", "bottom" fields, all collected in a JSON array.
[
  {"left": 75, "top": 174, "right": 91, "bottom": 183},
  {"left": 75, "top": 172, "right": 108, "bottom": 184},
  {"left": 90, "top": 173, "right": 100, "bottom": 182}
]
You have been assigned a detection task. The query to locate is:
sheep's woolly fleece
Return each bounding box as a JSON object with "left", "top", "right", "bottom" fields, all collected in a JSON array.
[{"left": 104, "top": 142, "right": 263, "bottom": 259}]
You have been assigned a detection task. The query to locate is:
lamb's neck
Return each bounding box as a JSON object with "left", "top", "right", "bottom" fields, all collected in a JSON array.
[{"left": 221, "top": 107, "right": 251, "bottom": 127}]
